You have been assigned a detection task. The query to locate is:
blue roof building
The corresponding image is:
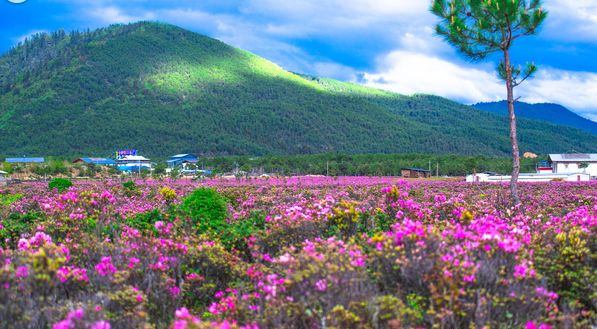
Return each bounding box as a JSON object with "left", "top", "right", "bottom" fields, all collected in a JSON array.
[
  {"left": 73, "top": 158, "right": 117, "bottom": 165},
  {"left": 167, "top": 154, "right": 198, "bottom": 168},
  {"left": 6, "top": 157, "right": 45, "bottom": 163}
]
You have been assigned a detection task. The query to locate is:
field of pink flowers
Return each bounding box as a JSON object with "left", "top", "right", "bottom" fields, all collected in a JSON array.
[{"left": 0, "top": 177, "right": 595, "bottom": 329}]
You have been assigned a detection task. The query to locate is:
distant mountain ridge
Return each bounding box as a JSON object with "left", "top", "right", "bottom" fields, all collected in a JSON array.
[
  {"left": 0, "top": 22, "right": 596, "bottom": 157},
  {"left": 474, "top": 101, "right": 597, "bottom": 135}
]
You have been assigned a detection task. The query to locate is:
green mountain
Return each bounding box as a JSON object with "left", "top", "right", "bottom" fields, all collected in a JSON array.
[
  {"left": 1, "top": 22, "right": 595, "bottom": 157},
  {"left": 474, "top": 101, "right": 597, "bottom": 135}
]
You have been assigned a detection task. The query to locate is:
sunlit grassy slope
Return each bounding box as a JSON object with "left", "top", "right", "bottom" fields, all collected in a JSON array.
[{"left": 0, "top": 21, "right": 595, "bottom": 157}]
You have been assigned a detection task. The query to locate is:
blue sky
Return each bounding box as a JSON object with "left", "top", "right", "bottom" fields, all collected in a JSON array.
[{"left": 2, "top": 0, "right": 597, "bottom": 121}]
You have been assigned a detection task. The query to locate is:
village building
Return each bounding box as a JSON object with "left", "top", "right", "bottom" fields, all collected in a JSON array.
[
  {"left": 401, "top": 168, "right": 432, "bottom": 178},
  {"left": 0, "top": 170, "right": 7, "bottom": 186},
  {"left": 466, "top": 172, "right": 591, "bottom": 182},
  {"left": 5, "top": 157, "right": 45, "bottom": 164},
  {"left": 116, "top": 155, "right": 152, "bottom": 172},
  {"left": 548, "top": 154, "right": 597, "bottom": 178},
  {"left": 467, "top": 153, "right": 597, "bottom": 182},
  {"left": 167, "top": 154, "right": 198, "bottom": 168},
  {"left": 73, "top": 158, "right": 116, "bottom": 166},
  {"left": 167, "top": 154, "right": 200, "bottom": 175}
]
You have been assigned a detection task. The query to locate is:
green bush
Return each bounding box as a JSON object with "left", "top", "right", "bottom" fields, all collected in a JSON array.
[
  {"left": 122, "top": 180, "right": 136, "bottom": 190},
  {"left": 0, "top": 193, "right": 24, "bottom": 206},
  {"left": 0, "top": 212, "right": 44, "bottom": 248},
  {"left": 221, "top": 210, "right": 266, "bottom": 255},
  {"left": 180, "top": 188, "right": 228, "bottom": 234},
  {"left": 48, "top": 178, "right": 73, "bottom": 192},
  {"left": 125, "top": 209, "right": 165, "bottom": 233}
]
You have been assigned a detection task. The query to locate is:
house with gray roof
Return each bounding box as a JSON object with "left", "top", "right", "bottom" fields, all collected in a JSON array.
[{"left": 548, "top": 154, "right": 597, "bottom": 179}]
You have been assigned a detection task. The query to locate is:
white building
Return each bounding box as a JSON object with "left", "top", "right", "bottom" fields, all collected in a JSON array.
[
  {"left": 116, "top": 155, "right": 152, "bottom": 172},
  {"left": 466, "top": 172, "right": 591, "bottom": 183},
  {"left": 0, "top": 170, "right": 7, "bottom": 186},
  {"left": 549, "top": 154, "right": 597, "bottom": 179}
]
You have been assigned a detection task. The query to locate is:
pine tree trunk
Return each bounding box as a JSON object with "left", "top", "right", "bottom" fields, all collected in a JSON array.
[{"left": 504, "top": 49, "right": 520, "bottom": 205}]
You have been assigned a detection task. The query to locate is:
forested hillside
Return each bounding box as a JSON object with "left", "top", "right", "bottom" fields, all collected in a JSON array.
[
  {"left": 1, "top": 22, "right": 595, "bottom": 157},
  {"left": 474, "top": 101, "right": 597, "bottom": 135}
]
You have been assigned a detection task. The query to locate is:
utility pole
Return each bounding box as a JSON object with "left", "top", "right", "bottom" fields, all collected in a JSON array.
[
  {"left": 326, "top": 161, "right": 329, "bottom": 176},
  {"left": 436, "top": 162, "right": 439, "bottom": 177},
  {"left": 428, "top": 160, "right": 431, "bottom": 172}
]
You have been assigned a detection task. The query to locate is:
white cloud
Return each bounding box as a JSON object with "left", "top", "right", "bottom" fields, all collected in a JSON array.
[
  {"left": 362, "top": 51, "right": 597, "bottom": 122},
  {"left": 362, "top": 51, "right": 504, "bottom": 102},
  {"left": 236, "top": 0, "right": 433, "bottom": 41},
  {"left": 312, "top": 62, "right": 358, "bottom": 81},
  {"left": 87, "top": 6, "right": 156, "bottom": 24},
  {"left": 583, "top": 113, "right": 597, "bottom": 122},
  {"left": 240, "top": 0, "right": 428, "bottom": 21},
  {"left": 543, "top": 0, "right": 597, "bottom": 42},
  {"left": 520, "top": 68, "right": 597, "bottom": 120}
]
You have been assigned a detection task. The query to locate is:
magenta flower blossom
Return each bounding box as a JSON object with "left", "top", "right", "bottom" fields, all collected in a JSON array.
[
  {"left": 95, "top": 256, "right": 117, "bottom": 276},
  {"left": 91, "top": 320, "right": 111, "bottom": 329},
  {"left": 315, "top": 279, "right": 327, "bottom": 292},
  {"left": 15, "top": 266, "right": 29, "bottom": 278},
  {"left": 127, "top": 257, "right": 140, "bottom": 269}
]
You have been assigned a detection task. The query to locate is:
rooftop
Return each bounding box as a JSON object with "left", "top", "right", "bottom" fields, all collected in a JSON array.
[
  {"left": 170, "top": 153, "right": 197, "bottom": 159},
  {"left": 118, "top": 155, "right": 150, "bottom": 161},
  {"left": 5, "top": 157, "right": 45, "bottom": 163},
  {"left": 549, "top": 154, "right": 597, "bottom": 162},
  {"left": 74, "top": 158, "right": 116, "bottom": 165},
  {"left": 402, "top": 168, "right": 431, "bottom": 172}
]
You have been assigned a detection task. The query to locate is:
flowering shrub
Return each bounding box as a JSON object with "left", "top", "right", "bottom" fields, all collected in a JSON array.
[
  {"left": 180, "top": 188, "right": 229, "bottom": 234},
  {"left": 0, "top": 178, "right": 595, "bottom": 328},
  {"left": 48, "top": 178, "right": 73, "bottom": 193}
]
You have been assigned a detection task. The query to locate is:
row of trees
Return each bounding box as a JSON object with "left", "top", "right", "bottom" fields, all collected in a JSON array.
[{"left": 1, "top": 153, "right": 541, "bottom": 178}]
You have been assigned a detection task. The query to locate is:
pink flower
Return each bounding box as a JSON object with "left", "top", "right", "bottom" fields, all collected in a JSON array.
[
  {"left": 463, "top": 274, "right": 475, "bottom": 282},
  {"left": 95, "top": 256, "right": 117, "bottom": 276},
  {"left": 170, "top": 286, "right": 181, "bottom": 296},
  {"left": 91, "top": 320, "right": 111, "bottom": 329},
  {"left": 315, "top": 279, "right": 327, "bottom": 292},
  {"left": 17, "top": 239, "right": 30, "bottom": 251},
  {"left": 69, "top": 308, "right": 84, "bottom": 321},
  {"left": 172, "top": 320, "right": 188, "bottom": 329},
  {"left": 154, "top": 221, "right": 165, "bottom": 230},
  {"left": 127, "top": 257, "right": 140, "bottom": 269},
  {"left": 15, "top": 266, "right": 29, "bottom": 278},
  {"left": 514, "top": 264, "right": 527, "bottom": 279},
  {"left": 525, "top": 321, "right": 537, "bottom": 329},
  {"left": 52, "top": 320, "right": 72, "bottom": 329},
  {"left": 175, "top": 307, "right": 191, "bottom": 319},
  {"left": 56, "top": 266, "right": 70, "bottom": 282}
]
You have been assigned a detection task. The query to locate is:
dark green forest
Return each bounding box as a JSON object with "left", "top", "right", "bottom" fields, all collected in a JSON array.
[
  {"left": 196, "top": 153, "right": 541, "bottom": 176},
  {"left": 1, "top": 22, "right": 595, "bottom": 157},
  {"left": 474, "top": 101, "right": 597, "bottom": 135}
]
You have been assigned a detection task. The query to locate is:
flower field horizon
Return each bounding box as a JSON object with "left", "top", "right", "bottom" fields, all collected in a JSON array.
[{"left": 0, "top": 177, "right": 595, "bottom": 329}]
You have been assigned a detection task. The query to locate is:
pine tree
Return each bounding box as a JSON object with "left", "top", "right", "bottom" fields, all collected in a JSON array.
[{"left": 430, "top": 0, "right": 547, "bottom": 204}]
